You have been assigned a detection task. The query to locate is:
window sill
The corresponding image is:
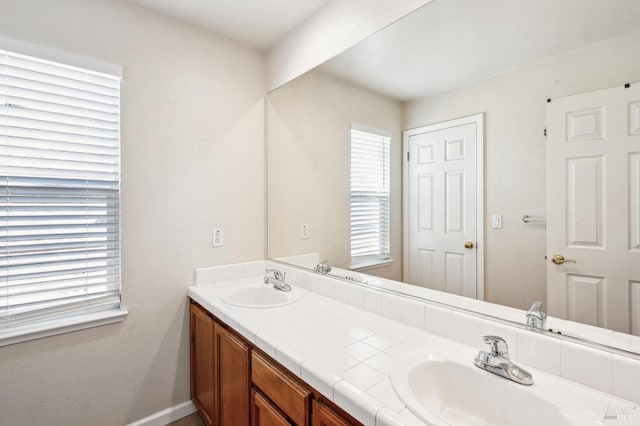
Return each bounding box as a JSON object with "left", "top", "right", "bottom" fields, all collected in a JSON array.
[
  {"left": 0, "top": 309, "right": 128, "bottom": 347},
  {"left": 350, "top": 259, "right": 395, "bottom": 272}
]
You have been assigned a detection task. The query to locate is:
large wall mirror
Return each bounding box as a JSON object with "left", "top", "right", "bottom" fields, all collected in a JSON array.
[{"left": 267, "top": 0, "right": 640, "bottom": 355}]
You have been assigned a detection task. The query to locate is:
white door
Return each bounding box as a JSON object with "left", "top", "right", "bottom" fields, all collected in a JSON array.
[
  {"left": 403, "top": 114, "right": 483, "bottom": 299},
  {"left": 547, "top": 84, "right": 640, "bottom": 335}
]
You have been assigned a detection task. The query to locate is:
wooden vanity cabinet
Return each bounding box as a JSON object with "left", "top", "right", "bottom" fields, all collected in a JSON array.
[
  {"left": 251, "top": 389, "right": 291, "bottom": 426},
  {"left": 311, "top": 401, "right": 351, "bottom": 426},
  {"left": 190, "top": 302, "right": 216, "bottom": 425},
  {"left": 190, "top": 301, "right": 360, "bottom": 426},
  {"left": 190, "top": 302, "right": 250, "bottom": 426},
  {"left": 215, "top": 323, "right": 250, "bottom": 425}
]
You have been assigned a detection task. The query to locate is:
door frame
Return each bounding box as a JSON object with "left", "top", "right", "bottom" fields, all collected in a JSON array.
[{"left": 402, "top": 113, "right": 485, "bottom": 300}]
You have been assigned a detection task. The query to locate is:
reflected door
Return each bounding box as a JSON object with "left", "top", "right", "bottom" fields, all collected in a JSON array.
[
  {"left": 403, "top": 114, "right": 483, "bottom": 298},
  {"left": 547, "top": 84, "right": 640, "bottom": 335}
]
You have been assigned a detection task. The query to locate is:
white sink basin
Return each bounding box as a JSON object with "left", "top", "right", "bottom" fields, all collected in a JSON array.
[
  {"left": 392, "top": 351, "right": 587, "bottom": 426},
  {"left": 220, "top": 282, "right": 300, "bottom": 308}
]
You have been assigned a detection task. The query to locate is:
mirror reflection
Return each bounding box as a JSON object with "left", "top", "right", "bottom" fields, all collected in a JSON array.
[{"left": 267, "top": 0, "right": 640, "bottom": 351}]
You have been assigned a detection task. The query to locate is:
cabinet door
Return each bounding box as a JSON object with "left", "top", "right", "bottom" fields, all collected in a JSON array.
[
  {"left": 215, "top": 323, "right": 250, "bottom": 426},
  {"left": 251, "top": 389, "right": 291, "bottom": 426},
  {"left": 190, "top": 303, "right": 215, "bottom": 426},
  {"left": 312, "top": 401, "right": 351, "bottom": 426}
]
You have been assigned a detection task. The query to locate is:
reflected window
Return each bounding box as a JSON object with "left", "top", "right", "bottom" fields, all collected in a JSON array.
[{"left": 350, "top": 125, "right": 391, "bottom": 269}]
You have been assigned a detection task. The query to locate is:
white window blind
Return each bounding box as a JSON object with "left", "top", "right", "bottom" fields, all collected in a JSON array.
[
  {"left": 350, "top": 125, "right": 391, "bottom": 269},
  {"left": 0, "top": 49, "right": 121, "bottom": 332}
]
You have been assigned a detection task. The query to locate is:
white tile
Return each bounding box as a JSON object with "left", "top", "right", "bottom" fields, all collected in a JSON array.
[
  {"left": 367, "top": 379, "right": 405, "bottom": 412},
  {"left": 302, "top": 352, "right": 359, "bottom": 399},
  {"left": 342, "top": 341, "right": 381, "bottom": 361},
  {"left": 362, "top": 334, "right": 399, "bottom": 351},
  {"left": 424, "top": 304, "right": 452, "bottom": 337},
  {"left": 613, "top": 354, "right": 640, "bottom": 403},
  {"left": 450, "top": 311, "right": 483, "bottom": 347},
  {"left": 381, "top": 294, "right": 403, "bottom": 321},
  {"left": 227, "top": 263, "right": 245, "bottom": 281},
  {"left": 333, "top": 281, "right": 349, "bottom": 304},
  {"left": 340, "top": 363, "right": 386, "bottom": 391},
  {"left": 243, "top": 261, "right": 263, "bottom": 277},
  {"left": 398, "top": 408, "right": 424, "bottom": 425},
  {"left": 346, "top": 284, "right": 365, "bottom": 309},
  {"left": 254, "top": 329, "right": 280, "bottom": 359},
  {"left": 481, "top": 320, "right": 519, "bottom": 361},
  {"left": 329, "top": 322, "right": 376, "bottom": 340},
  {"left": 275, "top": 346, "right": 303, "bottom": 376},
  {"left": 378, "top": 323, "right": 420, "bottom": 342},
  {"left": 193, "top": 267, "right": 214, "bottom": 285},
  {"left": 561, "top": 340, "right": 613, "bottom": 393},
  {"left": 304, "top": 273, "right": 322, "bottom": 295},
  {"left": 223, "top": 315, "right": 255, "bottom": 344},
  {"left": 194, "top": 265, "right": 229, "bottom": 284},
  {"left": 294, "top": 333, "right": 358, "bottom": 360},
  {"left": 364, "top": 351, "right": 394, "bottom": 376},
  {"left": 334, "top": 381, "right": 384, "bottom": 426},
  {"left": 364, "top": 289, "right": 383, "bottom": 315},
  {"left": 283, "top": 329, "right": 322, "bottom": 347},
  {"left": 401, "top": 299, "right": 425, "bottom": 330},
  {"left": 517, "top": 329, "right": 561, "bottom": 376},
  {"left": 377, "top": 407, "right": 423, "bottom": 426}
]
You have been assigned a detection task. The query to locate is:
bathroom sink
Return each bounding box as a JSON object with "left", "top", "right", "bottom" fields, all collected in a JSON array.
[
  {"left": 391, "top": 351, "right": 575, "bottom": 426},
  {"left": 220, "top": 282, "right": 300, "bottom": 308}
]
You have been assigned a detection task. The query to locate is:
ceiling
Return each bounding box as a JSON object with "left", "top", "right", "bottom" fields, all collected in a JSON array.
[
  {"left": 319, "top": 0, "right": 640, "bottom": 101},
  {"left": 124, "top": 0, "right": 333, "bottom": 49}
]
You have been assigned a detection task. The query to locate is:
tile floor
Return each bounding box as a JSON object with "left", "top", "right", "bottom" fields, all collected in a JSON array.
[{"left": 168, "top": 412, "right": 204, "bottom": 426}]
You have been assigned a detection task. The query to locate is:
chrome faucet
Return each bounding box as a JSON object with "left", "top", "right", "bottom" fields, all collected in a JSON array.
[
  {"left": 474, "top": 335, "right": 533, "bottom": 385},
  {"left": 526, "top": 301, "right": 547, "bottom": 329},
  {"left": 314, "top": 260, "right": 332, "bottom": 274},
  {"left": 264, "top": 269, "right": 292, "bottom": 292}
]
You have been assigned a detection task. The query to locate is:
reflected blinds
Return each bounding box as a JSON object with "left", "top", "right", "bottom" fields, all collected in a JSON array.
[
  {"left": 350, "top": 126, "right": 391, "bottom": 268},
  {"left": 0, "top": 49, "right": 121, "bottom": 329}
]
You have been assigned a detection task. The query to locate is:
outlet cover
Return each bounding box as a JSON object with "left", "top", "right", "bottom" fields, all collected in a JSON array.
[{"left": 212, "top": 228, "right": 224, "bottom": 247}]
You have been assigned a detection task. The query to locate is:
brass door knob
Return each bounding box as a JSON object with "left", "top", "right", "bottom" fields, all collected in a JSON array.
[
  {"left": 551, "top": 254, "right": 576, "bottom": 265},
  {"left": 464, "top": 241, "right": 474, "bottom": 249}
]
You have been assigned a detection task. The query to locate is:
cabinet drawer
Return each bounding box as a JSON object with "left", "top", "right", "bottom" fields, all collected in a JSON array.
[
  {"left": 251, "top": 352, "right": 311, "bottom": 425},
  {"left": 252, "top": 389, "right": 292, "bottom": 426},
  {"left": 312, "top": 400, "right": 351, "bottom": 426}
]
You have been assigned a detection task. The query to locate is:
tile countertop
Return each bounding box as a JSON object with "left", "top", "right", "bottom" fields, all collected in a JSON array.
[{"left": 188, "top": 277, "right": 637, "bottom": 426}]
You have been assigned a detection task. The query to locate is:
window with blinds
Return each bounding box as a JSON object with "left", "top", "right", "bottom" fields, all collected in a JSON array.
[
  {"left": 0, "top": 49, "right": 122, "bottom": 334},
  {"left": 350, "top": 125, "right": 391, "bottom": 269}
]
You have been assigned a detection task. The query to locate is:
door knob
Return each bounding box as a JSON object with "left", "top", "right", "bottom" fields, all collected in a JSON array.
[
  {"left": 464, "top": 241, "right": 474, "bottom": 249},
  {"left": 551, "top": 254, "right": 576, "bottom": 265}
]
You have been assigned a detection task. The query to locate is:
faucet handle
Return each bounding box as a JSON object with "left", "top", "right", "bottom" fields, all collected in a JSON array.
[
  {"left": 265, "top": 269, "right": 285, "bottom": 280},
  {"left": 482, "top": 335, "right": 508, "bottom": 357}
]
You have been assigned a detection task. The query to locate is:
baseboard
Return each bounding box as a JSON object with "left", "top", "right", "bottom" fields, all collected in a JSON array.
[{"left": 127, "top": 400, "right": 197, "bottom": 426}]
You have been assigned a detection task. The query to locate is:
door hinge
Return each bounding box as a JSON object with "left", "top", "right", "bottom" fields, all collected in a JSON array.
[
  {"left": 544, "top": 128, "right": 547, "bottom": 137},
  {"left": 407, "top": 152, "right": 410, "bottom": 162}
]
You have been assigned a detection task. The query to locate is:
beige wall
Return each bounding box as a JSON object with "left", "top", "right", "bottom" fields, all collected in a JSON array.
[
  {"left": 268, "top": 70, "right": 403, "bottom": 281},
  {"left": 0, "top": 0, "right": 265, "bottom": 424},
  {"left": 404, "top": 30, "right": 640, "bottom": 310}
]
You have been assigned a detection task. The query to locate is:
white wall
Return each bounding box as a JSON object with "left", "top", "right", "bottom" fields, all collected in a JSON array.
[
  {"left": 0, "top": 0, "right": 265, "bottom": 424},
  {"left": 267, "top": 70, "right": 403, "bottom": 281},
  {"left": 404, "top": 30, "right": 640, "bottom": 310},
  {"left": 266, "top": 0, "right": 432, "bottom": 91}
]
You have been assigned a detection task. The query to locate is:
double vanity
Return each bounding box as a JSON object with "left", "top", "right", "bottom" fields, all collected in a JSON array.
[{"left": 188, "top": 261, "right": 640, "bottom": 425}]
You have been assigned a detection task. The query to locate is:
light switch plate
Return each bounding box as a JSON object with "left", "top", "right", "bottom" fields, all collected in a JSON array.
[
  {"left": 300, "top": 224, "right": 309, "bottom": 239},
  {"left": 491, "top": 215, "right": 503, "bottom": 229}
]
